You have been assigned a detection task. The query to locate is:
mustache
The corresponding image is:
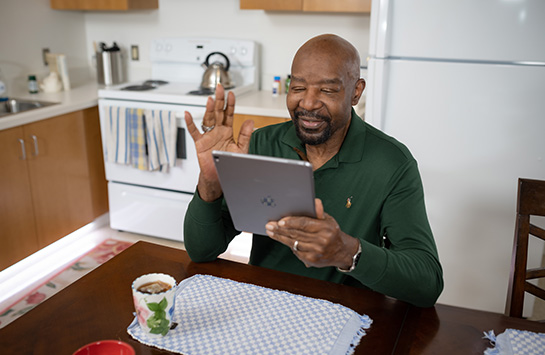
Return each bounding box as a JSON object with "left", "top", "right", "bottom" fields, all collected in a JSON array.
[{"left": 294, "top": 109, "right": 330, "bottom": 122}]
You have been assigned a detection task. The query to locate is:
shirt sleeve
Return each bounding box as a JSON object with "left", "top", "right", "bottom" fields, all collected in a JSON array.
[
  {"left": 348, "top": 160, "right": 444, "bottom": 308},
  {"left": 183, "top": 190, "right": 240, "bottom": 262}
]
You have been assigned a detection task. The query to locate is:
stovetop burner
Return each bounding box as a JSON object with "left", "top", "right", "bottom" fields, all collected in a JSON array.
[
  {"left": 187, "top": 88, "right": 215, "bottom": 96},
  {"left": 121, "top": 84, "right": 156, "bottom": 91},
  {"left": 143, "top": 80, "right": 169, "bottom": 86},
  {"left": 121, "top": 80, "right": 169, "bottom": 91}
]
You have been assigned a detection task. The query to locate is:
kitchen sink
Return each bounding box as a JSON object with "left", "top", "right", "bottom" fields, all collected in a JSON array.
[{"left": 0, "top": 98, "right": 59, "bottom": 117}]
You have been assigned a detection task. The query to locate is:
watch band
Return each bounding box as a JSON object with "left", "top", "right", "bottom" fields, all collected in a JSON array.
[{"left": 337, "top": 240, "right": 362, "bottom": 273}]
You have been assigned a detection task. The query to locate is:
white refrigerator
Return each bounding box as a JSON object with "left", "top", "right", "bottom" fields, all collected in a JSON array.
[{"left": 366, "top": 0, "right": 545, "bottom": 315}]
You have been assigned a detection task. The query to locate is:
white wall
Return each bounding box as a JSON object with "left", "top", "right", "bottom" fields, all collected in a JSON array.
[
  {"left": 83, "top": 0, "right": 370, "bottom": 88},
  {"left": 0, "top": 0, "right": 90, "bottom": 94},
  {"left": 0, "top": 0, "right": 369, "bottom": 92}
]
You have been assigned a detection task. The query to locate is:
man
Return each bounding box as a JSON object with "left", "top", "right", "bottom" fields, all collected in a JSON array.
[{"left": 183, "top": 34, "right": 443, "bottom": 308}]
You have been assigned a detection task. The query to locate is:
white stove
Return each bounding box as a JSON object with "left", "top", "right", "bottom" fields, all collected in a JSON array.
[
  {"left": 97, "top": 37, "right": 259, "bottom": 242},
  {"left": 99, "top": 37, "right": 259, "bottom": 105}
]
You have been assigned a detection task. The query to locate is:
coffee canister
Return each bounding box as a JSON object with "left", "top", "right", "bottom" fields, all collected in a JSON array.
[{"left": 96, "top": 42, "right": 124, "bottom": 86}]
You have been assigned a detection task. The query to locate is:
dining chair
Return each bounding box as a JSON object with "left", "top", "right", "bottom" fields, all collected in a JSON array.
[{"left": 505, "top": 178, "right": 545, "bottom": 318}]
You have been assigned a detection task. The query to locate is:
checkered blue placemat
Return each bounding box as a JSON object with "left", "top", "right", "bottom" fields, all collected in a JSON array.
[
  {"left": 484, "top": 328, "right": 545, "bottom": 355},
  {"left": 128, "top": 274, "right": 372, "bottom": 354}
]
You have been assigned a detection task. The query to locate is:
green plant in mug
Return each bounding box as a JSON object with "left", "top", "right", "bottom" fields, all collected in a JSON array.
[{"left": 146, "top": 297, "right": 170, "bottom": 336}]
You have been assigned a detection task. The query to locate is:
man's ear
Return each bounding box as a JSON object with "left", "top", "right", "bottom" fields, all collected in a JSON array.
[{"left": 351, "top": 78, "right": 366, "bottom": 106}]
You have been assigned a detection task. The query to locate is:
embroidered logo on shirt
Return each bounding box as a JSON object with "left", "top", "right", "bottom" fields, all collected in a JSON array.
[{"left": 346, "top": 196, "right": 353, "bottom": 209}]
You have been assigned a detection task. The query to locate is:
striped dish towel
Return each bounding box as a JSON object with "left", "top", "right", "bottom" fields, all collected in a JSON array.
[
  {"left": 104, "top": 106, "right": 130, "bottom": 165},
  {"left": 128, "top": 108, "right": 148, "bottom": 170},
  {"left": 144, "top": 109, "right": 177, "bottom": 172}
]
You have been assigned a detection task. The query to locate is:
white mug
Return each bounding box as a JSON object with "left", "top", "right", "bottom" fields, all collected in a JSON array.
[{"left": 132, "top": 273, "right": 177, "bottom": 337}]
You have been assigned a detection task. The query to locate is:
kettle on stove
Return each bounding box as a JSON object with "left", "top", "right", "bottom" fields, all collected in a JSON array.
[{"left": 200, "top": 52, "right": 234, "bottom": 91}]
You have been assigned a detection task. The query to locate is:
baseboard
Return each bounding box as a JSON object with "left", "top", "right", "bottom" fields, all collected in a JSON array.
[{"left": 0, "top": 213, "right": 110, "bottom": 313}]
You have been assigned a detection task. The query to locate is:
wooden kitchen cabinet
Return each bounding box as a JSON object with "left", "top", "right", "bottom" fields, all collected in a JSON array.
[
  {"left": 0, "top": 127, "right": 39, "bottom": 271},
  {"left": 50, "top": 0, "right": 158, "bottom": 11},
  {"left": 303, "top": 0, "right": 371, "bottom": 13},
  {"left": 240, "top": 0, "right": 303, "bottom": 11},
  {"left": 240, "top": 0, "right": 371, "bottom": 13},
  {"left": 233, "top": 113, "right": 290, "bottom": 142},
  {"left": 0, "top": 107, "right": 108, "bottom": 270}
]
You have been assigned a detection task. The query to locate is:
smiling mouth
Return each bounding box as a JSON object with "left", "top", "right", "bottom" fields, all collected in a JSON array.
[{"left": 300, "top": 118, "right": 324, "bottom": 129}]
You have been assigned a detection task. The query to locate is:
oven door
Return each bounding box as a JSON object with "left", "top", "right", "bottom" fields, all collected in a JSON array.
[{"left": 98, "top": 99, "right": 203, "bottom": 193}]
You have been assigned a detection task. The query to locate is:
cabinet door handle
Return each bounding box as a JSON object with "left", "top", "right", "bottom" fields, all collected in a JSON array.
[
  {"left": 18, "top": 138, "right": 27, "bottom": 160},
  {"left": 31, "top": 135, "right": 39, "bottom": 156}
]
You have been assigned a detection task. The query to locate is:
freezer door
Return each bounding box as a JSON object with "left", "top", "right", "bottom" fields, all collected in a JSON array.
[
  {"left": 367, "top": 57, "right": 545, "bottom": 313},
  {"left": 369, "top": 0, "right": 545, "bottom": 62}
]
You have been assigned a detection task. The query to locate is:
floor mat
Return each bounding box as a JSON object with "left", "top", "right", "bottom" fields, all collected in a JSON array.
[{"left": 0, "top": 239, "right": 133, "bottom": 329}]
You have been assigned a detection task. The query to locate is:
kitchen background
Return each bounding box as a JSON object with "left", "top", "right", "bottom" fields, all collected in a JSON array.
[
  {"left": 1, "top": 0, "right": 369, "bottom": 93},
  {"left": 2, "top": 0, "right": 544, "bottom": 319}
]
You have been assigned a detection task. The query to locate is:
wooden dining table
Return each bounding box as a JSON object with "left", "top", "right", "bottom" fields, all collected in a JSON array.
[{"left": 1, "top": 241, "right": 545, "bottom": 354}]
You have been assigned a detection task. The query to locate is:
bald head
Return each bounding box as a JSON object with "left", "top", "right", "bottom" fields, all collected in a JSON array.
[
  {"left": 287, "top": 34, "right": 365, "bottom": 147},
  {"left": 292, "top": 34, "right": 361, "bottom": 84}
]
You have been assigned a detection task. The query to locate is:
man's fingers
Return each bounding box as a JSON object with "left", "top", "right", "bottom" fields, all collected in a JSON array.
[
  {"left": 224, "top": 91, "right": 236, "bottom": 127},
  {"left": 237, "top": 119, "right": 254, "bottom": 153},
  {"left": 184, "top": 111, "right": 202, "bottom": 142},
  {"left": 214, "top": 84, "right": 226, "bottom": 125},
  {"left": 201, "top": 97, "right": 216, "bottom": 129},
  {"left": 315, "top": 198, "right": 325, "bottom": 220}
]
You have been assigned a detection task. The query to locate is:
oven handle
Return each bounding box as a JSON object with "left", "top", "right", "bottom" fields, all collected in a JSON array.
[
  {"left": 175, "top": 113, "right": 202, "bottom": 160},
  {"left": 176, "top": 127, "right": 186, "bottom": 160}
]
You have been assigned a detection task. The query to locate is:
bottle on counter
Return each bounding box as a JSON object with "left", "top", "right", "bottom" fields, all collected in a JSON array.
[
  {"left": 0, "top": 69, "right": 8, "bottom": 102},
  {"left": 272, "top": 76, "right": 281, "bottom": 97},
  {"left": 28, "top": 75, "right": 39, "bottom": 94},
  {"left": 285, "top": 74, "right": 291, "bottom": 94}
]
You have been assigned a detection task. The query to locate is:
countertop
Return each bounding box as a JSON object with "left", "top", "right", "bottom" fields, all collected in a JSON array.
[
  {"left": 0, "top": 83, "right": 290, "bottom": 131},
  {"left": 235, "top": 91, "right": 290, "bottom": 118},
  {"left": 0, "top": 82, "right": 100, "bottom": 131}
]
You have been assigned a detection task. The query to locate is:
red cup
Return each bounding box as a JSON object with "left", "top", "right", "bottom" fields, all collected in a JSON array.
[{"left": 72, "top": 340, "right": 135, "bottom": 355}]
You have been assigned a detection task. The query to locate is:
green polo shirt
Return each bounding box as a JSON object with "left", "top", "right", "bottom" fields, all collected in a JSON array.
[{"left": 184, "top": 110, "right": 443, "bottom": 307}]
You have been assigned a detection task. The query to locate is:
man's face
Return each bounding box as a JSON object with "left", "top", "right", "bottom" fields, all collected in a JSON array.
[{"left": 287, "top": 50, "right": 359, "bottom": 146}]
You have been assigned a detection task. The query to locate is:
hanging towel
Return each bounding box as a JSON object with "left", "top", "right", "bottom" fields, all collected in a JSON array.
[
  {"left": 127, "top": 108, "right": 148, "bottom": 171},
  {"left": 104, "top": 106, "right": 130, "bottom": 165},
  {"left": 144, "top": 109, "right": 177, "bottom": 172}
]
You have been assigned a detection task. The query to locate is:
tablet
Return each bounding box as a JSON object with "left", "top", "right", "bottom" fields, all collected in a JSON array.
[{"left": 212, "top": 150, "right": 316, "bottom": 235}]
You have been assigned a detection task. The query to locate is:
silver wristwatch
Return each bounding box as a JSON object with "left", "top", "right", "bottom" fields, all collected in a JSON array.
[{"left": 337, "top": 241, "right": 362, "bottom": 273}]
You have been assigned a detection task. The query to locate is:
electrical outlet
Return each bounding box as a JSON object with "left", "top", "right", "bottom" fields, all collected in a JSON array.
[
  {"left": 131, "top": 45, "right": 139, "bottom": 61},
  {"left": 42, "top": 48, "right": 50, "bottom": 66}
]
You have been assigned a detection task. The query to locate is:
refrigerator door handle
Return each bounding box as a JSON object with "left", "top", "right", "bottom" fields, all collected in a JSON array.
[{"left": 369, "top": 0, "right": 391, "bottom": 58}]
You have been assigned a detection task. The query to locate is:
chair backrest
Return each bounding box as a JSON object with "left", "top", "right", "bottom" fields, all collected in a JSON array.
[{"left": 506, "top": 178, "right": 545, "bottom": 318}]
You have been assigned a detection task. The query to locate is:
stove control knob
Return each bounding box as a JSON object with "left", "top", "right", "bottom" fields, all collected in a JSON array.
[
  {"left": 165, "top": 43, "right": 172, "bottom": 52},
  {"left": 155, "top": 43, "right": 163, "bottom": 52},
  {"left": 240, "top": 47, "right": 248, "bottom": 56},
  {"left": 230, "top": 47, "right": 237, "bottom": 55}
]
